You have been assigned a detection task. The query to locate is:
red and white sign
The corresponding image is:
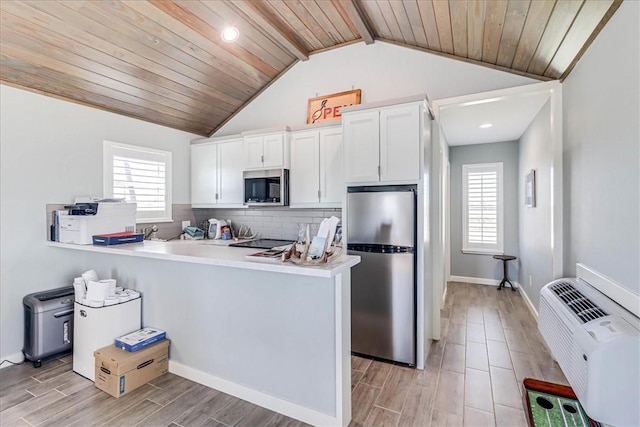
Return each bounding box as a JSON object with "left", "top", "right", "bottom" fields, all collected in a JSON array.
[{"left": 307, "top": 89, "right": 361, "bottom": 124}]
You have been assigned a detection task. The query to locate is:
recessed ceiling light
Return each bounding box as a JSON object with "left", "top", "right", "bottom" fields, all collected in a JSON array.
[
  {"left": 221, "top": 27, "right": 239, "bottom": 43},
  {"left": 479, "top": 123, "right": 493, "bottom": 129}
]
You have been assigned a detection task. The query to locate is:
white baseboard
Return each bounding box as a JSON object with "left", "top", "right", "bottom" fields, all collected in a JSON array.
[
  {"left": 449, "top": 275, "right": 505, "bottom": 287},
  {"left": 169, "top": 361, "right": 339, "bottom": 427},
  {"left": 519, "top": 287, "right": 539, "bottom": 319},
  {"left": 442, "top": 283, "right": 448, "bottom": 305},
  {"left": 0, "top": 351, "right": 25, "bottom": 369}
]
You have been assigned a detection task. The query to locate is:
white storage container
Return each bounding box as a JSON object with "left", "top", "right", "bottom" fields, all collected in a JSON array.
[{"left": 72, "top": 297, "right": 141, "bottom": 381}]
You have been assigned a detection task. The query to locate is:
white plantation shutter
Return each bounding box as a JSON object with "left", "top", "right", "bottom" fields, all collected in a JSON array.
[
  {"left": 104, "top": 141, "right": 172, "bottom": 222},
  {"left": 462, "top": 163, "right": 503, "bottom": 254}
]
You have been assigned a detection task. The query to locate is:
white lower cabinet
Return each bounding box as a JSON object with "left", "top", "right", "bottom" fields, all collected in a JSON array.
[
  {"left": 290, "top": 126, "right": 343, "bottom": 208},
  {"left": 191, "top": 137, "right": 244, "bottom": 208}
]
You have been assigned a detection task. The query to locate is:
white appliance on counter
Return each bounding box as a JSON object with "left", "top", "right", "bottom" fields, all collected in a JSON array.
[
  {"left": 73, "top": 297, "right": 141, "bottom": 381},
  {"left": 207, "top": 218, "right": 230, "bottom": 239},
  {"left": 58, "top": 201, "right": 136, "bottom": 245},
  {"left": 538, "top": 264, "right": 640, "bottom": 427}
]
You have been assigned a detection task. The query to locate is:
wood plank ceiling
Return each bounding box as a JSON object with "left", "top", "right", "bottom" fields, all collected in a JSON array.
[{"left": 0, "top": 0, "right": 622, "bottom": 136}]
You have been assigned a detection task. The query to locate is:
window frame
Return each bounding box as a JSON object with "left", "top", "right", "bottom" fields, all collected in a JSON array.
[
  {"left": 103, "top": 140, "right": 172, "bottom": 224},
  {"left": 462, "top": 162, "right": 504, "bottom": 255}
]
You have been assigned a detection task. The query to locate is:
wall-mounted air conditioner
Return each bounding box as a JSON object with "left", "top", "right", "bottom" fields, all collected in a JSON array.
[{"left": 538, "top": 264, "right": 639, "bottom": 427}]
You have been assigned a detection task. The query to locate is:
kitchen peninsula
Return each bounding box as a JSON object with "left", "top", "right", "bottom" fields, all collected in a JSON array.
[{"left": 49, "top": 240, "right": 360, "bottom": 426}]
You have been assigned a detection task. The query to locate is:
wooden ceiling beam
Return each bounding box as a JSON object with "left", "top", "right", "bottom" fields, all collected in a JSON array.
[
  {"left": 337, "top": 0, "right": 375, "bottom": 45},
  {"left": 229, "top": 0, "right": 309, "bottom": 62}
]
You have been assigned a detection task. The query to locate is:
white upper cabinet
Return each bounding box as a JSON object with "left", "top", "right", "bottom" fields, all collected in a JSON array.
[
  {"left": 343, "top": 111, "right": 380, "bottom": 183},
  {"left": 319, "top": 127, "right": 343, "bottom": 205},
  {"left": 290, "top": 126, "right": 343, "bottom": 208},
  {"left": 244, "top": 136, "right": 265, "bottom": 169},
  {"left": 191, "top": 143, "right": 218, "bottom": 207},
  {"left": 343, "top": 101, "right": 424, "bottom": 183},
  {"left": 262, "top": 133, "right": 286, "bottom": 168},
  {"left": 290, "top": 131, "right": 320, "bottom": 206},
  {"left": 243, "top": 129, "right": 290, "bottom": 170},
  {"left": 379, "top": 105, "right": 420, "bottom": 182},
  {"left": 216, "top": 139, "right": 244, "bottom": 205},
  {"left": 191, "top": 137, "right": 244, "bottom": 208}
]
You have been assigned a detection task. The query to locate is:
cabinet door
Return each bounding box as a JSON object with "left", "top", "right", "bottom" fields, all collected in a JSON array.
[
  {"left": 379, "top": 104, "right": 420, "bottom": 182},
  {"left": 191, "top": 143, "right": 218, "bottom": 206},
  {"left": 244, "top": 135, "right": 264, "bottom": 169},
  {"left": 290, "top": 131, "right": 320, "bottom": 206},
  {"left": 217, "top": 139, "right": 244, "bottom": 205},
  {"left": 262, "top": 133, "right": 285, "bottom": 168},
  {"left": 319, "top": 127, "right": 343, "bottom": 206},
  {"left": 343, "top": 110, "right": 380, "bottom": 183}
]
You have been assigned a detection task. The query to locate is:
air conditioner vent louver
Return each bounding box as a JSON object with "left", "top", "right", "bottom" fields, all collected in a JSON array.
[
  {"left": 539, "top": 275, "right": 640, "bottom": 427},
  {"left": 550, "top": 281, "right": 608, "bottom": 323}
]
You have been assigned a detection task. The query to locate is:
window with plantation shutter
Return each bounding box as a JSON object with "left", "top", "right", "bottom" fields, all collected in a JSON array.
[
  {"left": 462, "top": 162, "right": 503, "bottom": 254},
  {"left": 103, "top": 141, "right": 172, "bottom": 223}
]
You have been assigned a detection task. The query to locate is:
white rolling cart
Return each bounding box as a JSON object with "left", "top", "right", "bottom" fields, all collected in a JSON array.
[{"left": 72, "top": 297, "right": 141, "bottom": 381}]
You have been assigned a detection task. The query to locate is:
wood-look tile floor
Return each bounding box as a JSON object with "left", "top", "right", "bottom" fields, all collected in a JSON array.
[
  {"left": 1, "top": 282, "right": 567, "bottom": 426},
  {"left": 350, "top": 282, "right": 568, "bottom": 427},
  {"left": 0, "top": 356, "right": 307, "bottom": 427}
]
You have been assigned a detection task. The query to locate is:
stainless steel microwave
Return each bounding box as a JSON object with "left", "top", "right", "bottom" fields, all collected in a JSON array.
[{"left": 243, "top": 169, "right": 289, "bottom": 206}]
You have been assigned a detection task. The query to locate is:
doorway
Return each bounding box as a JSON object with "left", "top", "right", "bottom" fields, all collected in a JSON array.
[{"left": 430, "top": 81, "right": 563, "bottom": 325}]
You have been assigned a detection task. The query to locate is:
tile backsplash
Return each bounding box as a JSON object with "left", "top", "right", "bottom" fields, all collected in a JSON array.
[
  {"left": 147, "top": 204, "right": 197, "bottom": 240},
  {"left": 194, "top": 207, "right": 342, "bottom": 241},
  {"left": 47, "top": 204, "right": 340, "bottom": 242}
]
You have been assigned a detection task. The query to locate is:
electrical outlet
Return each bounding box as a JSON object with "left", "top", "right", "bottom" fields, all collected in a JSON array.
[
  {"left": 182, "top": 220, "right": 191, "bottom": 230},
  {"left": 529, "top": 275, "right": 532, "bottom": 287}
]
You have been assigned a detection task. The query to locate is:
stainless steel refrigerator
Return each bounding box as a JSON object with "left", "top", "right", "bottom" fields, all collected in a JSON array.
[{"left": 347, "top": 185, "right": 417, "bottom": 366}]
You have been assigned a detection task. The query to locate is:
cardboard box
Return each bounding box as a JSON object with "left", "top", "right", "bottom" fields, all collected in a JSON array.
[
  {"left": 94, "top": 339, "right": 169, "bottom": 398},
  {"left": 115, "top": 327, "right": 166, "bottom": 352}
]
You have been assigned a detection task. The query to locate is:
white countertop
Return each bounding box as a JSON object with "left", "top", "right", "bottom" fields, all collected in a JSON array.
[{"left": 47, "top": 240, "right": 360, "bottom": 278}]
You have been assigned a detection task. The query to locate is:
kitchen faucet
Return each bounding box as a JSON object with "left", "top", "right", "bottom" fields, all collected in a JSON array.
[{"left": 142, "top": 225, "right": 158, "bottom": 240}]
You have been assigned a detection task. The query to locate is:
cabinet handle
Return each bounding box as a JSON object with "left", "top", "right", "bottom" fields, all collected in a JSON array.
[
  {"left": 378, "top": 165, "right": 381, "bottom": 176},
  {"left": 215, "top": 193, "right": 218, "bottom": 200},
  {"left": 261, "top": 155, "right": 264, "bottom": 163},
  {"left": 317, "top": 189, "right": 321, "bottom": 200}
]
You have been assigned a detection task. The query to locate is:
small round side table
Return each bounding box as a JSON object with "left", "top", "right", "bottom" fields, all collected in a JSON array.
[{"left": 493, "top": 255, "right": 517, "bottom": 291}]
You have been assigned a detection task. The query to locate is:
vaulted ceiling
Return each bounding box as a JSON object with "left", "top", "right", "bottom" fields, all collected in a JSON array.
[{"left": 0, "top": 1, "right": 622, "bottom": 136}]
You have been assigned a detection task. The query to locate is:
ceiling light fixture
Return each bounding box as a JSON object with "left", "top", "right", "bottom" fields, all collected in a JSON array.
[
  {"left": 479, "top": 123, "right": 493, "bottom": 129},
  {"left": 221, "top": 27, "right": 239, "bottom": 43}
]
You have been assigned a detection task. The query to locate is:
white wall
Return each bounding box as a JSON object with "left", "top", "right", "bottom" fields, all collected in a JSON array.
[
  {"left": 215, "top": 41, "right": 537, "bottom": 135},
  {"left": 563, "top": 0, "right": 640, "bottom": 294},
  {"left": 518, "top": 101, "right": 554, "bottom": 309},
  {"left": 0, "top": 85, "right": 198, "bottom": 361}
]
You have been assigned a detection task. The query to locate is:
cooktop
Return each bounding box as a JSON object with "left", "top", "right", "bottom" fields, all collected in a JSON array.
[{"left": 229, "top": 238, "right": 294, "bottom": 249}]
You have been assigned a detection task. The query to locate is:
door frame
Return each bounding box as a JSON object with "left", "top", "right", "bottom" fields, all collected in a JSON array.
[{"left": 429, "top": 80, "right": 563, "bottom": 335}]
